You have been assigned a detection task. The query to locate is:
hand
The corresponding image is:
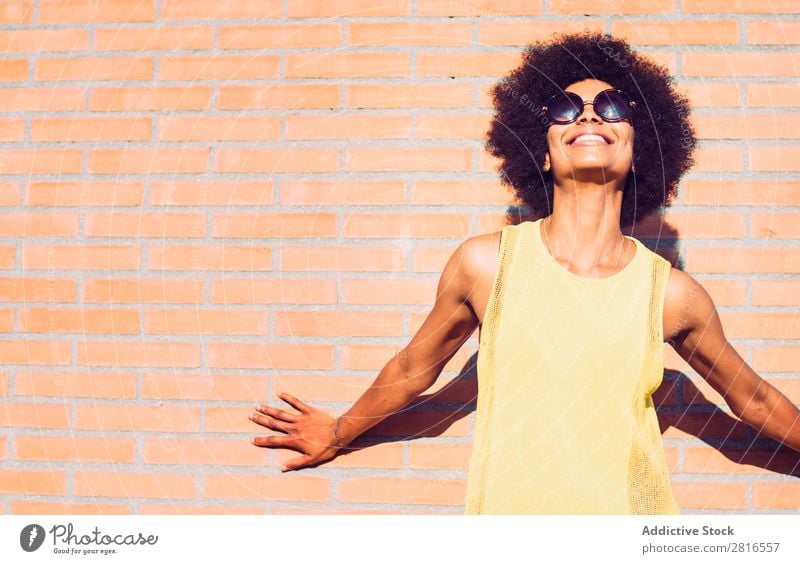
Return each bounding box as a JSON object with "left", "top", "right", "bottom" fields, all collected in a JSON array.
[{"left": 250, "top": 392, "right": 342, "bottom": 472}]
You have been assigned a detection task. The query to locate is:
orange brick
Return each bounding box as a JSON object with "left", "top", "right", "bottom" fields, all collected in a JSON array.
[
  {"left": 747, "top": 82, "right": 800, "bottom": 107},
  {"left": 636, "top": 211, "right": 745, "bottom": 239},
  {"left": 0, "top": 212, "right": 79, "bottom": 237},
  {"left": 76, "top": 404, "right": 200, "bottom": 432},
  {"left": 275, "top": 310, "right": 403, "bottom": 337},
  {"left": 277, "top": 441, "right": 404, "bottom": 469},
  {"left": 0, "top": 276, "right": 76, "bottom": 302},
  {"left": 0, "top": 341, "right": 70, "bottom": 366},
  {"left": 158, "top": 115, "right": 280, "bottom": 141},
  {"left": 417, "top": 51, "right": 521, "bottom": 78},
  {"left": 84, "top": 278, "right": 203, "bottom": 304},
  {"left": 412, "top": 180, "right": 514, "bottom": 205},
  {"left": 0, "top": 402, "right": 70, "bottom": 427},
  {"left": 272, "top": 506, "right": 395, "bottom": 515},
  {"left": 550, "top": 0, "right": 673, "bottom": 14},
  {"left": 286, "top": 114, "right": 411, "bottom": 140},
  {"left": 32, "top": 117, "right": 150, "bottom": 142},
  {"left": 204, "top": 474, "right": 330, "bottom": 502},
  {"left": 85, "top": 212, "right": 205, "bottom": 238},
  {"left": 286, "top": 52, "right": 409, "bottom": 78},
  {"left": 413, "top": 246, "right": 456, "bottom": 273},
  {"left": 89, "top": 148, "right": 209, "bottom": 174},
  {"left": 341, "top": 279, "right": 437, "bottom": 305},
  {"left": 288, "top": 0, "right": 410, "bottom": 17},
  {"left": 750, "top": 212, "right": 800, "bottom": 239},
  {"left": 416, "top": 113, "right": 490, "bottom": 141},
  {"left": 685, "top": 52, "right": 800, "bottom": 77},
  {"left": 754, "top": 483, "right": 800, "bottom": 509},
  {"left": 151, "top": 180, "right": 273, "bottom": 206},
  {"left": 753, "top": 345, "right": 800, "bottom": 372},
  {"left": 140, "top": 504, "right": 263, "bottom": 515},
  {"left": 211, "top": 278, "right": 337, "bottom": 305},
  {"left": 160, "top": 55, "right": 279, "bottom": 80},
  {"left": 692, "top": 278, "right": 747, "bottom": 306},
  {"left": 161, "top": 0, "right": 281, "bottom": 20},
  {"left": 672, "top": 481, "right": 747, "bottom": 509},
  {"left": 15, "top": 436, "right": 135, "bottom": 463},
  {"left": 0, "top": 247, "right": 14, "bottom": 269},
  {"left": 279, "top": 246, "right": 405, "bottom": 272},
  {"left": 409, "top": 443, "right": 472, "bottom": 469},
  {"left": 346, "top": 147, "right": 471, "bottom": 172},
  {"left": 677, "top": 81, "right": 741, "bottom": 108},
  {"left": 273, "top": 374, "right": 373, "bottom": 402},
  {"left": 0, "top": 29, "right": 89, "bottom": 54},
  {"left": 23, "top": 245, "right": 140, "bottom": 270},
  {"left": 0, "top": 150, "right": 82, "bottom": 174},
  {"left": 350, "top": 21, "right": 471, "bottom": 47},
  {"left": 720, "top": 311, "right": 800, "bottom": 340},
  {"left": 40, "top": 0, "right": 155, "bottom": 22},
  {"left": 693, "top": 145, "right": 743, "bottom": 173},
  {"left": 211, "top": 212, "right": 337, "bottom": 238},
  {"left": 683, "top": 0, "right": 800, "bottom": 13},
  {"left": 11, "top": 501, "right": 130, "bottom": 514},
  {"left": 683, "top": 247, "right": 800, "bottom": 274},
  {"left": 74, "top": 471, "right": 195, "bottom": 498},
  {"left": 205, "top": 406, "right": 266, "bottom": 433},
  {"left": 0, "top": 2, "right": 32, "bottom": 23},
  {"left": 91, "top": 86, "right": 211, "bottom": 111},
  {"left": 143, "top": 438, "right": 270, "bottom": 466},
  {"left": 280, "top": 180, "right": 404, "bottom": 206},
  {"left": 28, "top": 181, "right": 144, "bottom": 207},
  {"left": 148, "top": 245, "right": 271, "bottom": 271},
  {"left": 216, "top": 147, "right": 338, "bottom": 173},
  {"left": 613, "top": 19, "right": 738, "bottom": 44},
  {"left": 142, "top": 373, "right": 267, "bottom": 401},
  {"left": 343, "top": 213, "right": 470, "bottom": 238},
  {"left": 95, "top": 25, "right": 213, "bottom": 50},
  {"left": 753, "top": 280, "right": 800, "bottom": 306},
  {"left": 0, "top": 372, "right": 7, "bottom": 395},
  {"left": 685, "top": 446, "right": 798, "bottom": 475},
  {"left": 0, "top": 59, "right": 27, "bottom": 81},
  {"left": 221, "top": 23, "right": 341, "bottom": 49},
  {"left": 0, "top": 470, "right": 67, "bottom": 495},
  {"left": 15, "top": 370, "right": 136, "bottom": 398},
  {"left": 77, "top": 341, "right": 200, "bottom": 368},
  {"left": 36, "top": 56, "right": 152, "bottom": 81},
  {"left": 0, "top": 87, "right": 86, "bottom": 111},
  {"left": 348, "top": 83, "right": 472, "bottom": 109},
  {"left": 206, "top": 343, "right": 334, "bottom": 370},
  {"left": 748, "top": 20, "right": 800, "bottom": 44},
  {"left": 338, "top": 477, "right": 465, "bottom": 505},
  {"left": 693, "top": 113, "right": 800, "bottom": 140},
  {"left": 419, "top": 0, "right": 541, "bottom": 15},
  {"left": 19, "top": 307, "right": 140, "bottom": 334},
  {"left": 751, "top": 146, "right": 800, "bottom": 172},
  {"left": 0, "top": 182, "right": 19, "bottom": 205},
  {"left": 478, "top": 20, "right": 604, "bottom": 46},
  {"left": 219, "top": 84, "right": 340, "bottom": 110},
  {"left": 144, "top": 310, "right": 268, "bottom": 335},
  {"left": 0, "top": 308, "right": 11, "bottom": 332},
  {"left": 682, "top": 179, "right": 800, "bottom": 206}
]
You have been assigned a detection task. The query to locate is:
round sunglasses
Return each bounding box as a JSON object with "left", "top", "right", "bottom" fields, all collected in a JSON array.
[{"left": 541, "top": 89, "right": 636, "bottom": 125}]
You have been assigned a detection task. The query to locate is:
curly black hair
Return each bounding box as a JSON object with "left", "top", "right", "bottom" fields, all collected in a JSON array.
[{"left": 487, "top": 32, "right": 696, "bottom": 227}]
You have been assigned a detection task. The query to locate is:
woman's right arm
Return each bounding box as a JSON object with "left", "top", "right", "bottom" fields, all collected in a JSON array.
[{"left": 250, "top": 236, "right": 493, "bottom": 471}]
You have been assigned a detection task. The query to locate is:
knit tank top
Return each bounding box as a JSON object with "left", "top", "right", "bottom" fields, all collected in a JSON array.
[{"left": 464, "top": 219, "right": 678, "bottom": 514}]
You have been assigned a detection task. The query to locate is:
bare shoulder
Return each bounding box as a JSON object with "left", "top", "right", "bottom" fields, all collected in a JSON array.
[
  {"left": 457, "top": 231, "right": 502, "bottom": 279},
  {"left": 663, "top": 266, "right": 717, "bottom": 343}
]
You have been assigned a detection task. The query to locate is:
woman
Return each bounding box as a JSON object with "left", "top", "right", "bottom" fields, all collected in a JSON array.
[{"left": 248, "top": 32, "right": 800, "bottom": 514}]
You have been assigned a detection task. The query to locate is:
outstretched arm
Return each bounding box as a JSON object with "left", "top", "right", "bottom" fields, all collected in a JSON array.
[
  {"left": 250, "top": 236, "right": 493, "bottom": 471},
  {"left": 665, "top": 268, "right": 800, "bottom": 451}
]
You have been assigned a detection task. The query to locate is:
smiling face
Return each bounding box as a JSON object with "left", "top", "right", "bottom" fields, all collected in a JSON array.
[{"left": 543, "top": 78, "right": 634, "bottom": 186}]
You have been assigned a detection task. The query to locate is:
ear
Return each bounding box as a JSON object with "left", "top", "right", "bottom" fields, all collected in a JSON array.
[{"left": 543, "top": 152, "right": 551, "bottom": 172}]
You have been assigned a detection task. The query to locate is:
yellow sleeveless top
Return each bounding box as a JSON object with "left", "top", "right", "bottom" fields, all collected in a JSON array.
[{"left": 464, "top": 219, "right": 678, "bottom": 514}]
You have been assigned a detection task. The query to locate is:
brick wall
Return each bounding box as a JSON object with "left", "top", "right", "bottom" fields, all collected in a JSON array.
[{"left": 0, "top": 0, "right": 798, "bottom": 514}]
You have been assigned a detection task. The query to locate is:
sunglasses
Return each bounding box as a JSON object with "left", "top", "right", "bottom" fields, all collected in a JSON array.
[{"left": 541, "top": 89, "right": 635, "bottom": 125}]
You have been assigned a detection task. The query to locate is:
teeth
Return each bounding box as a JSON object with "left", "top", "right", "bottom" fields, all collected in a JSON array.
[{"left": 573, "top": 134, "right": 607, "bottom": 144}]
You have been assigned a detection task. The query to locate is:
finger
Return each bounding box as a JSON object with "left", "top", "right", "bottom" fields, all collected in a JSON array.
[
  {"left": 255, "top": 404, "right": 299, "bottom": 423},
  {"left": 249, "top": 412, "right": 290, "bottom": 433},
  {"left": 279, "top": 392, "right": 313, "bottom": 414},
  {"left": 281, "top": 454, "right": 314, "bottom": 472},
  {"left": 252, "top": 435, "right": 300, "bottom": 450}
]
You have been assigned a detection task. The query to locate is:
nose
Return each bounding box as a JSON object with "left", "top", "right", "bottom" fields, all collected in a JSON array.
[{"left": 576, "top": 100, "right": 602, "bottom": 123}]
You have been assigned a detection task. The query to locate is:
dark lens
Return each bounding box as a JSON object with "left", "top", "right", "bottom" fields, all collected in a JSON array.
[
  {"left": 594, "top": 90, "right": 631, "bottom": 122},
  {"left": 547, "top": 92, "right": 582, "bottom": 124}
]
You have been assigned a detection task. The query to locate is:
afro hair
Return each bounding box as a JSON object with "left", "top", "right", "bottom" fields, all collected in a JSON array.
[{"left": 487, "top": 31, "right": 697, "bottom": 227}]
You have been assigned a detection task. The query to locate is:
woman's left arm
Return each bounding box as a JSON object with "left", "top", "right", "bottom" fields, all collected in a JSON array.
[{"left": 665, "top": 268, "right": 800, "bottom": 452}]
